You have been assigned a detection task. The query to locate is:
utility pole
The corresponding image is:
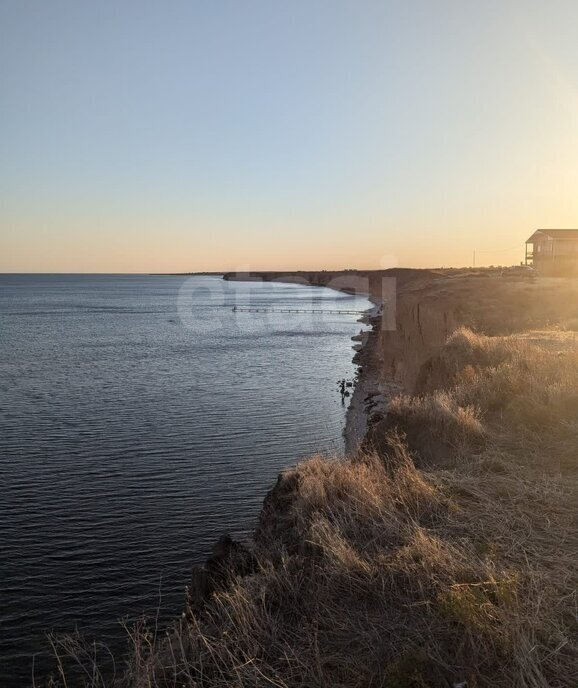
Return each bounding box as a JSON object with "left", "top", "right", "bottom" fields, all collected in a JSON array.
[{"left": 473, "top": 250, "right": 476, "bottom": 268}]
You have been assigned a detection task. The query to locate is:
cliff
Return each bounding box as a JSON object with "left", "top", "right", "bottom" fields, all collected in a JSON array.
[{"left": 51, "top": 270, "right": 578, "bottom": 687}]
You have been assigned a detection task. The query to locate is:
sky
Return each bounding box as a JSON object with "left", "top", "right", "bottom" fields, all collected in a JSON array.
[{"left": 1, "top": 0, "right": 577, "bottom": 273}]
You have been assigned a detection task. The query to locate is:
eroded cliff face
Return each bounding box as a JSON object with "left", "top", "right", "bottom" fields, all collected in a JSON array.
[
  {"left": 224, "top": 267, "right": 457, "bottom": 394},
  {"left": 374, "top": 271, "right": 578, "bottom": 394},
  {"left": 223, "top": 268, "right": 578, "bottom": 449},
  {"left": 226, "top": 268, "right": 578, "bottom": 440},
  {"left": 376, "top": 288, "right": 459, "bottom": 393}
]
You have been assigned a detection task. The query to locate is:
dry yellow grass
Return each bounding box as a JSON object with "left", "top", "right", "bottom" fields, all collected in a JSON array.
[{"left": 47, "top": 300, "right": 578, "bottom": 687}]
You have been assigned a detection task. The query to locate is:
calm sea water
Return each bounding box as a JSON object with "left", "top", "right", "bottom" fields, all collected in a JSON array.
[{"left": 0, "top": 274, "right": 369, "bottom": 685}]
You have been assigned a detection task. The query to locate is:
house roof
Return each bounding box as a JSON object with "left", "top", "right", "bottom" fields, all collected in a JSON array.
[{"left": 526, "top": 229, "right": 578, "bottom": 242}]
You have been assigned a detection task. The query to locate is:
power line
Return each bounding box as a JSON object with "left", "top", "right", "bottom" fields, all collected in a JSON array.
[
  {"left": 473, "top": 245, "right": 522, "bottom": 267},
  {"left": 474, "top": 245, "right": 521, "bottom": 254}
]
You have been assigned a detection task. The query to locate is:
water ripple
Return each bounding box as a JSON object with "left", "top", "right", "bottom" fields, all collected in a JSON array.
[{"left": 0, "top": 274, "right": 369, "bottom": 686}]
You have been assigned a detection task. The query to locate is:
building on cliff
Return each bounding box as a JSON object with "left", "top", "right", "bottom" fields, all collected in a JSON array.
[{"left": 525, "top": 229, "right": 578, "bottom": 275}]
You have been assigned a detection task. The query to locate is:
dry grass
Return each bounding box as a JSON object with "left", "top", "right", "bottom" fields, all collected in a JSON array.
[{"left": 46, "top": 329, "right": 577, "bottom": 687}]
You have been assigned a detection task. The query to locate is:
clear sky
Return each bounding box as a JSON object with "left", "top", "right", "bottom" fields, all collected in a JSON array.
[{"left": 1, "top": 0, "right": 577, "bottom": 272}]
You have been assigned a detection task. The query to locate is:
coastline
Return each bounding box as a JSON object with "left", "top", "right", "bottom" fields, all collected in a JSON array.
[
  {"left": 222, "top": 271, "right": 386, "bottom": 455},
  {"left": 178, "top": 270, "right": 577, "bottom": 686},
  {"left": 343, "top": 301, "right": 403, "bottom": 454},
  {"left": 50, "top": 269, "right": 578, "bottom": 686}
]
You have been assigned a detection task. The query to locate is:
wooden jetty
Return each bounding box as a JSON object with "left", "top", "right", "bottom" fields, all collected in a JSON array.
[{"left": 232, "top": 306, "right": 363, "bottom": 315}]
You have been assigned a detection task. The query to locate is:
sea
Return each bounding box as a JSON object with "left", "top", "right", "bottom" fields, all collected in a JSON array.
[{"left": 0, "top": 273, "right": 370, "bottom": 685}]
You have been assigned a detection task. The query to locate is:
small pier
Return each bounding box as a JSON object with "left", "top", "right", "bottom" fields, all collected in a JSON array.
[{"left": 232, "top": 306, "right": 363, "bottom": 315}]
